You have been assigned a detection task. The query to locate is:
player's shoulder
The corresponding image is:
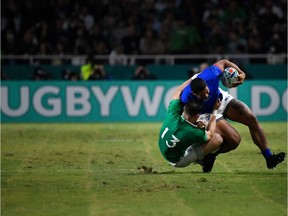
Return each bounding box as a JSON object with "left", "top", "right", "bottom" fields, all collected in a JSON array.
[
  {"left": 209, "top": 64, "right": 223, "bottom": 75},
  {"left": 201, "top": 64, "right": 219, "bottom": 73},
  {"left": 212, "top": 64, "right": 222, "bottom": 71},
  {"left": 170, "top": 99, "right": 181, "bottom": 104},
  {"left": 168, "top": 99, "right": 182, "bottom": 110},
  {"left": 198, "top": 65, "right": 221, "bottom": 78}
]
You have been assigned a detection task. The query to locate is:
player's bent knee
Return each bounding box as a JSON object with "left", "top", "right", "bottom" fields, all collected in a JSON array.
[
  {"left": 230, "top": 139, "right": 240, "bottom": 150},
  {"left": 215, "top": 133, "right": 223, "bottom": 145},
  {"left": 231, "top": 132, "right": 241, "bottom": 148}
]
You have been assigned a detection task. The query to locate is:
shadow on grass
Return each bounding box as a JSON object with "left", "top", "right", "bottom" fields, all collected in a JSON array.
[
  {"left": 127, "top": 164, "right": 287, "bottom": 176},
  {"left": 129, "top": 169, "right": 287, "bottom": 176},
  {"left": 129, "top": 170, "right": 206, "bottom": 176}
]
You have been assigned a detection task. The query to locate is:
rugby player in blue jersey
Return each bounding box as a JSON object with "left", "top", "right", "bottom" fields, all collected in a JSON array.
[{"left": 180, "top": 59, "right": 285, "bottom": 172}]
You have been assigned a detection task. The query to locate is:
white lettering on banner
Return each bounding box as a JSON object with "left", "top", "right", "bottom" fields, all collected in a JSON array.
[
  {"left": 121, "top": 86, "right": 164, "bottom": 116},
  {"left": 282, "top": 88, "right": 288, "bottom": 112},
  {"left": 91, "top": 86, "right": 118, "bottom": 116},
  {"left": 33, "top": 86, "right": 61, "bottom": 117},
  {"left": 1, "top": 86, "right": 29, "bottom": 116},
  {"left": 164, "top": 86, "right": 177, "bottom": 108},
  {"left": 1, "top": 84, "right": 287, "bottom": 120},
  {"left": 252, "top": 86, "right": 279, "bottom": 115},
  {"left": 67, "top": 86, "right": 91, "bottom": 116}
]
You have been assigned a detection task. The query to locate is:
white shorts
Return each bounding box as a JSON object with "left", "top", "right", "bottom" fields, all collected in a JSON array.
[
  {"left": 216, "top": 88, "right": 234, "bottom": 118},
  {"left": 197, "top": 88, "right": 234, "bottom": 123}
]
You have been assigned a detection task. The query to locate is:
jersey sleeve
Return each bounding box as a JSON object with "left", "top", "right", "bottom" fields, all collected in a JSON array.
[
  {"left": 194, "top": 127, "right": 209, "bottom": 143},
  {"left": 210, "top": 65, "right": 223, "bottom": 77},
  {"left": 203, "top": 131, "right": 208, "bottom": 142},
  {"left": 199, "top": 65, "right": 222, "bottom": 80}
]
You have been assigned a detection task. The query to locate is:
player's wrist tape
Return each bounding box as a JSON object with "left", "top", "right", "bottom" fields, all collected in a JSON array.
[{"left": 212, "top": 110, "right": 217, "bottom": 115}]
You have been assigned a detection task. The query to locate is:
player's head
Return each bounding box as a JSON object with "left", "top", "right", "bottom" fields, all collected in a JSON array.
[
  {"left": 184, "top": 100, "right": 203, "bottom": 117},
  {"left": 191, "top": 78, "right": 210, "bottom": 100}
]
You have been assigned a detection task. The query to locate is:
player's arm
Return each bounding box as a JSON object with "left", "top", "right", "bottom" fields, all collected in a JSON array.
[
  {"left": 205, "top": 99, "right": 221, "bottom": 140},
  {"left": 172, "top": 79, "right": 191, "bottom": 100},
  {"left": 214, "top": 59, "right": 246, "bottom": 86}
]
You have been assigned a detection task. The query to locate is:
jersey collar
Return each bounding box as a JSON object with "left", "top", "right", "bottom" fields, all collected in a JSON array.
[{"left": 181, "top": 115, "right": 198, "bottom": 127}]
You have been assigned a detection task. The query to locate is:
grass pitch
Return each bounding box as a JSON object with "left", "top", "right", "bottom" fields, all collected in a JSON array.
[{"left": 1, "top": 122, "right": 287, "bottom": 216}]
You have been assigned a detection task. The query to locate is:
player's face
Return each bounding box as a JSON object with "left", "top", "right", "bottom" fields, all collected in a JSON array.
[{"left": 193, "top": 86, "right": 210, "bottom": 100}]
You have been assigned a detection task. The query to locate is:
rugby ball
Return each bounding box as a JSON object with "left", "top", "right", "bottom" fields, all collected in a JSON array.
[{"left": 221, "top": 67, "right": 239, "bottom": 88}]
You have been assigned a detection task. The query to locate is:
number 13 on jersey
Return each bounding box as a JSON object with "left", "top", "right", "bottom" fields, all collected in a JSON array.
[{"left": 161, "top": 127, "right": 180, "bottom": 148}]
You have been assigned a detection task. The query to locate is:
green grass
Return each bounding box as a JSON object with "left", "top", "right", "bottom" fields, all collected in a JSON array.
[{"left": 1, "top": 122, "right": 287, "bottom": 216}]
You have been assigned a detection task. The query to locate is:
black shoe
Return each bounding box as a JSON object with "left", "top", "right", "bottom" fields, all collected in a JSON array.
[
  {"left": 202, "top": 153, "right": 217, "bottom": 173},
  {"left": 266, "top": 152, "right": 285, "bottom": 169}
]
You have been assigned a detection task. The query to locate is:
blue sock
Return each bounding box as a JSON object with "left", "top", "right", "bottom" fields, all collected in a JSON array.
[{"left": 262, "top": 148, "right": 272, "bottom": 159}]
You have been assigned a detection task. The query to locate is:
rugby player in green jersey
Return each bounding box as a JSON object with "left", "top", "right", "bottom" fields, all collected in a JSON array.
[{"left": 158, "top": 79, "right": 223, "bottom": 168}]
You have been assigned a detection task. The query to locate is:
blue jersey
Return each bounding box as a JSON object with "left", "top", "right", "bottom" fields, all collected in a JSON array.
[{"left": 180, "top": 65, "right": 222, "bottom": 113}]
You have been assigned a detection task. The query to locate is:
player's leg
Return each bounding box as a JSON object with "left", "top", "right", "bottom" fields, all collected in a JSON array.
[
  {"left": 199, "top": 119, "right": 241, "bottom": 173},
  {"left": 224, "top": 99, "right": 268, "bottom": 151},
  {"left": 198, "top": 89, "right": 241, "bottom": 173},
  {"left": 197, "top": 133, "right": 224, "bottom": 173},
  {"left": 201, "top": 133, "right": 223, "bottom": 155},
  {"left": 224, "top": 98, "right": 285, "bottom": 168},
  {"left": 215, "top": 119, "right": 241, "bottom": 153},
  {"left": 218, "top": 89, "right": 268, "bottom": 151},
  {"left": 174, "top": 133, "right": 223, "bottom": 168}
]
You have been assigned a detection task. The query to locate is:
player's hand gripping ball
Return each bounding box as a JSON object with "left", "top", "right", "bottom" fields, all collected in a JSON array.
[{"left": 221, "top": 67, "right": 239, "bottom": 88}]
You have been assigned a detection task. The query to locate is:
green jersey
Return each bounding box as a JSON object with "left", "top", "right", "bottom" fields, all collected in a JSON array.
[{"left": 158, "top": 99, "right": 208, "bottom": 163}]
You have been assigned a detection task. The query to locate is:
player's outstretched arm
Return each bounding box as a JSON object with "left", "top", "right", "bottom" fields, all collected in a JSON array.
[{"left": 172, "top": 79, "right": 191, "bottom": 100}]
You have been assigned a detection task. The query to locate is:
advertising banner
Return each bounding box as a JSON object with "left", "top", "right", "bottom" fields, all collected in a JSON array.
[{"left": 1, "top": 81, "right": 287, "bottom": 122}]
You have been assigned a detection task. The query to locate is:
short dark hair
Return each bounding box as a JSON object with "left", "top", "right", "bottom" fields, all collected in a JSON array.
[
  {"left": 184, "top": 100, "right": 203, "bottom": 116},
  {"left": 190, "top": 78, "right": 207, "bottom": 93}
]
